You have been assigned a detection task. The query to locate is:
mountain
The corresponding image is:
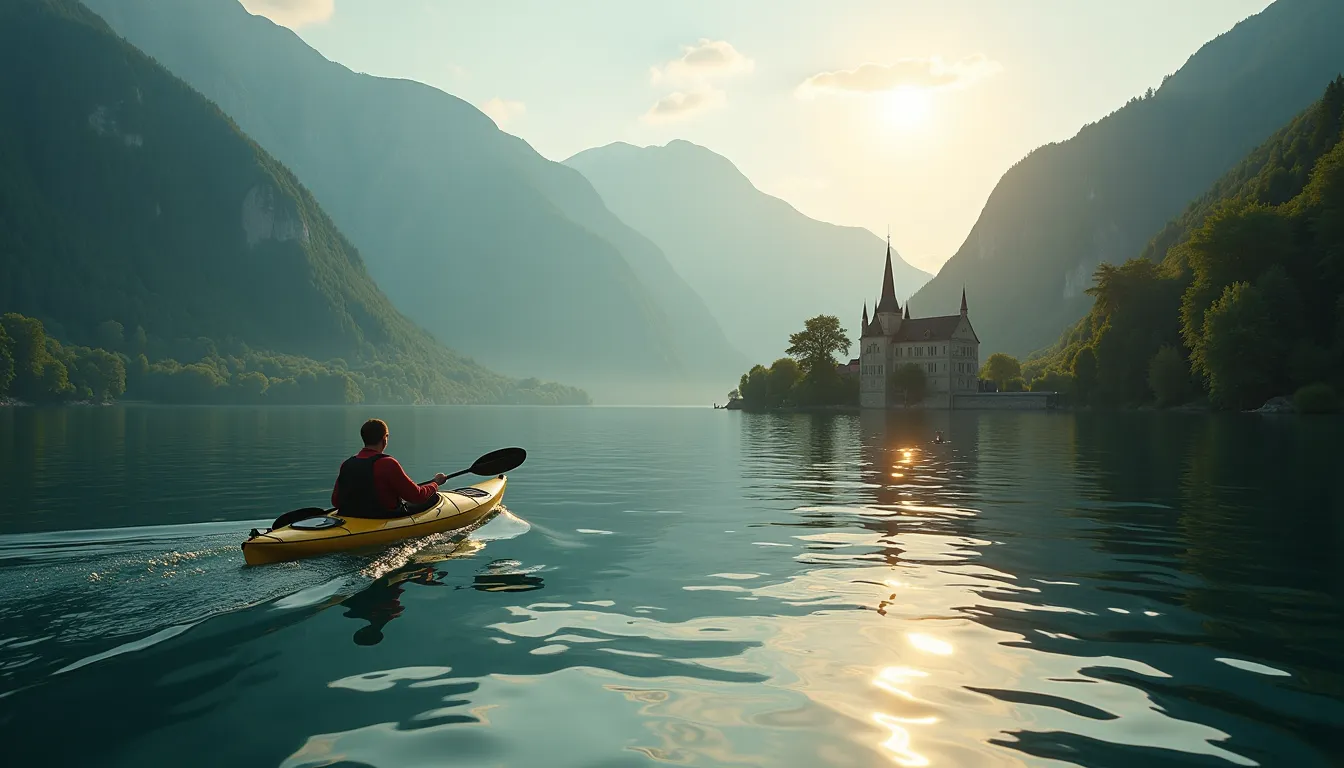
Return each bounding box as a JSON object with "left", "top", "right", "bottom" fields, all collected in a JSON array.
[
  {"left": 81, "top": 0, "right": 745, "bottom": 404},
  {"left": 1023, "top": 76, "right": 1344, "bottom": 410},
  {"left": 0, "top": 0, "right": 584, "bottom": 405},
  {"left": 564, "top": 140, "right": 930, "bottom": 363},
  {"left": 909, "top": 0, "right": 1344, "bottom": 358}
]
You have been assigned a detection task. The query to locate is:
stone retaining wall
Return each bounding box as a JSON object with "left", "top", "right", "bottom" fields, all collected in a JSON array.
[{"left": 952, "top": 392, "right": 1057, "bottom": 410}]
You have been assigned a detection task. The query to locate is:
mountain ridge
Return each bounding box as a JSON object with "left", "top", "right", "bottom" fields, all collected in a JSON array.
[
  {"left": 82, "top": 0, "right": 746, "bottom": 404},
  {"left": 910, "top": 0, "right": 1344, "bottom": 358},
  {"left": 565, "top": 138, "right": 930, "bottom": 363},
  {"left": 1, "top": 0, "right": 585, "bottom": 405}
]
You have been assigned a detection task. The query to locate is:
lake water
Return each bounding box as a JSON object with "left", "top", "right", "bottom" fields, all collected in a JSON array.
[{"left": 0, "top": 405, "right": 1341, "bottom": 767}]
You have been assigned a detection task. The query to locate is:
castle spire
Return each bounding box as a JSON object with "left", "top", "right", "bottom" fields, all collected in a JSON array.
[
  {"left": 876, "top": 236, "right": 900, "bottom": 315},
  {"left": 862, "top": 303, "right": 869, "bottom": 329},
  {"left": 903, "top": 302, "right": 910, "bottom": 320},
  {"left": 960, "top": 286, "right": 968, "bottom": 316}
]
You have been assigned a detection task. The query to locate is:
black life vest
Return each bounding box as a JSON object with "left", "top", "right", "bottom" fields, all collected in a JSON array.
[{"left": 335, "top": 453, "right": 388, "bottom": 517}]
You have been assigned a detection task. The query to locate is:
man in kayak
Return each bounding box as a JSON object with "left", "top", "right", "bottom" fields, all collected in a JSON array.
[{"left": 331, "top": 419, "right": 448, "bottom": 518}]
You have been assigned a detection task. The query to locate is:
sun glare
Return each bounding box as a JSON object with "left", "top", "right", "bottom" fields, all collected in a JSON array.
[{"left": 880, "top": 87, "right": 934, "bottom": 130}]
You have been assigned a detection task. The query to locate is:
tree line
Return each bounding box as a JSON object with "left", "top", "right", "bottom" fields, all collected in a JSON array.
[
  {"left": 1018, "top": 76, "right": 1344, "bottom": 414},
  {"left": 0, "top": 313, "right": 588, "bottom": 406},
  {"left": 731, "top": 315, "right": 860, "bottom": 409}
]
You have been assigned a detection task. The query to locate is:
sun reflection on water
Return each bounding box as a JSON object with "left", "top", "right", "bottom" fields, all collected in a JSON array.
[
  {"left": 906, "top": 633, "right": 954, "bottom": 656},
  {"left": 873, "top": 712, "right": 932, "bottom": 767}
]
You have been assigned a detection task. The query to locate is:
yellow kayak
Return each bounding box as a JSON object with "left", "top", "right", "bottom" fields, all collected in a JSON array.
[{"left": 241, "top": 475, "right": 507, "bottom": 566}]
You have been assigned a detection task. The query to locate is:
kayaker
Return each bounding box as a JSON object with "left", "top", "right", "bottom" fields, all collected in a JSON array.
[{"left": 331, "top": 419, "right": 448, "bottom": 518}]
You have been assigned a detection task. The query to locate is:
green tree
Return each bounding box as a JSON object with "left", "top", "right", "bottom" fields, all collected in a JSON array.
[
  {"left": 1180, "top": 204, "right": 1297, "bottom": 361},
  {"left": 727, "top": 388, "right": 740, "bottom": 401},
  {"left": 740, "top": 365, "right": 769, "bottom": 404},
  {"left": 1072, "top": 346, "right": 1098, "bottom": 404},
  {"left": 0, "top": 323, "right": 14, "bottom": 395},
  {"left": 766, "top": 357, "right": 802, "bottom": 406},
  {"left": 127, "top": 353, "right": 150, "bottom": 395},
  {"left": 1147, "top": 345, "right": 1191, "bottom": 407},
  {"left": 786, "top": 315, "right": 851, "bottom": 375},
  {"left": 40, "top": 354, "right": 73, "bottom": 399},
  {"left": 1289, "top": 342, "right": 1335, "bottom": 389},
  {"left": 96, "top": 320, "right": 124, "bottom": 351},
  {"left": 893, "top": 363, "right": 927, "bottom": 405},
  {"left": 979, "top": 353, "right": 1022, "bottom": 388},
  {"left": 1293, "top": 383, "right": 1340, "bottom": 413},
  {"left": 1199, "top": 282, "right": 1274, "bottom": 410},
  {"left": 1031, "top": 370, "right": 1074, "bottom": 395},
  {"left": 234, "top": 370, "right": 269, "bottom": 403},
  {"left": 1, "top": 313, "right": 71, "bottom": 401},
  {"left": 130, "top": 326, "right": 148, "bottom": 357},
  {"left": 73, "top": 348, "right": 127, "bottom": 401}
]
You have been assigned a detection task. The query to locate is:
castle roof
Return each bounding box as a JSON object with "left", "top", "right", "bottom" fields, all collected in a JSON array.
[
  {"left": 861, "top": 312, "right": 885, "bottom": 338},
  {"left": 893, "top": 315, "right": 967, "bottom": 343}
]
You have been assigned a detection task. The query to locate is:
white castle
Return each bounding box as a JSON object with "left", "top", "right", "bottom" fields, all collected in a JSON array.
[{"left": 857, "top": 240, "right": 981, "bottom": 409}]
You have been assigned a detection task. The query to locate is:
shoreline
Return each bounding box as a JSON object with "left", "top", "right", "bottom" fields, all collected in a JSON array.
[{"left": 718, "top": 400, "right": 1337, "bottom": 416}]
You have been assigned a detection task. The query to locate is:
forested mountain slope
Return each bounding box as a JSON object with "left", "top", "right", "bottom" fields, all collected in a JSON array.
[
  {"left": 910, "top": 0, "right": 1344, "bottom": 358},
  {"left": 0, "top": 0, "right": 585, "bottom": 405},
  {"left": 83, "top": 0, "right": 747, "bottom": 403},
  {"left": 1026, "top": 76, "right": 1344, "bottom": 411}
]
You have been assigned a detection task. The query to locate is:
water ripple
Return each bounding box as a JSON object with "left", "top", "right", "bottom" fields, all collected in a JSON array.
[{"left": 0, "top": 406, "right": 1341, "bottom": 766}]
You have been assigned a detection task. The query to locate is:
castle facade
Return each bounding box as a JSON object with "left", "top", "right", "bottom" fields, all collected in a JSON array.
[{"left": 858, "top": 242, "right": 980, "bottom": 409}]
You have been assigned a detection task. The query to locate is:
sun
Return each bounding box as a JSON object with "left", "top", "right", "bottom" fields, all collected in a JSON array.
[{"left": 880, "top": 87, "right": 934, "bottom": 130}]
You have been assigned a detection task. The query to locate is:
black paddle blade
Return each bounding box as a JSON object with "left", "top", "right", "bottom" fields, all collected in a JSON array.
[
  {"left": 271, "top": 507, "right": 331, "bottom": 531},
  {"left": 470, "top": 447, "right": 526, "bottom": 476}
]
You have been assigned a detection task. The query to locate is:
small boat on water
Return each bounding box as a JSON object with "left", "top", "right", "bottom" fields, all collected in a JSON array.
[
  {"left": 241, "top": 476, "right": 507, "bottom": 566},
  {"left": 241, "top": 447, "right": 526, "bottom": 566}
]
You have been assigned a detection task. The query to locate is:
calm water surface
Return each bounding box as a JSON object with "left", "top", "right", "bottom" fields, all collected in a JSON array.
[{"left": 0, "top": 405, "right": 1341, "bottom": 767}]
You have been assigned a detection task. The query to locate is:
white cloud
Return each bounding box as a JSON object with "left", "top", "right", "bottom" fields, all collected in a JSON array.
[
  {"left": 480, "top": 98, "right": 526, "bottom": 128},
  {"left": 641, "top": 88, "right": 726, "bottom": 123},
  {"left": 239, "top": 0, "right": 335, "bottom": 28},
  {"left": 796, "top": 54, "right": 1001, "bottom": 98},
  {"left": 650, "top": 39, "right": 755, "bottom": 87}
]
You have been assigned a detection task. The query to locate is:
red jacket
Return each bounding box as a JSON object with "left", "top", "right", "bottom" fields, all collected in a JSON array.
[{"left": 331, "top": 448, "right": 439, "bottom": 512}]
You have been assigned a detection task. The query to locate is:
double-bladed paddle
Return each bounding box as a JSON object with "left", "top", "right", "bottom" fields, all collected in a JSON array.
[
  {"left": 266, "top": 447, "right": 527, "bottom": 531},
  {"left": 416, "top": 447, "right": 526, "bottom": 486}
]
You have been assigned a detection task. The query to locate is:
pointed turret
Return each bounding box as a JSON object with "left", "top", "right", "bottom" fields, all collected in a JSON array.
[
  {"left": 903, "top": 302, "right": 910, "bottom": 320},
  {"left": 876, "top": 236, "right": 900, "bottom": 315},
  {"left": 867, "top": 313, "right": 885, "bottom": 337},
  {"left": 862, "top": 303, "right": 869, "bottom": 328},
  {"left": 960, "top": 287, "right": 968, "bottom": 316}
]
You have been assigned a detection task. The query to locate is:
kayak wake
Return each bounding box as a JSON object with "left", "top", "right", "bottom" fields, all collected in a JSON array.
[{"left": 0, "top": 508, "right": 529, "bottom": 696}]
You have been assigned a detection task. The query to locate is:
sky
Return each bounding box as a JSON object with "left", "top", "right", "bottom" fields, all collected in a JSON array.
[{"left": 242, "top": 0, "right": 1274, "bottom": 274}]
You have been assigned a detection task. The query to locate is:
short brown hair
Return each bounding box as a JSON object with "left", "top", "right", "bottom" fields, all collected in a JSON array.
[{"left": 360, "top": 418, "right": 388, "bottom": 446}]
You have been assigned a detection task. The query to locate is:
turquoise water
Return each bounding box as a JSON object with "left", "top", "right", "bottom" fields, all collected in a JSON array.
[{"left": 0, "top": 405, "right": 1341, "bottom": 766}]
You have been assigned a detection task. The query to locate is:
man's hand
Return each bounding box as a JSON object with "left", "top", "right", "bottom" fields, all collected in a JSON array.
[{"left": 432, "top": 473, "right": 449, "bottom": 485}]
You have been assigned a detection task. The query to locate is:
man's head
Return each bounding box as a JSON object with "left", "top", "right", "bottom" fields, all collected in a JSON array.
[{"left": 360, "top": 418, "right": 389, "bottom": 451}]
